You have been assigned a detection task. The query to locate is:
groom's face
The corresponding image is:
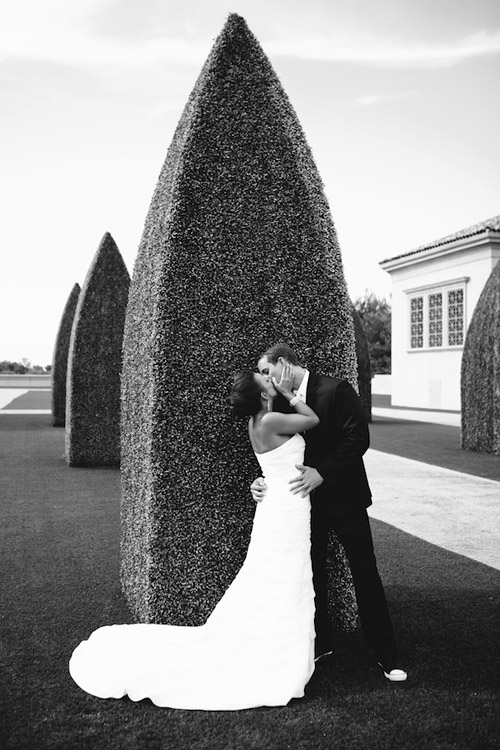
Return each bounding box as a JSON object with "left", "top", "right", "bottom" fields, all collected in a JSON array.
[{"left": 257, "top": 356, "right": 283, "bottom": 384}]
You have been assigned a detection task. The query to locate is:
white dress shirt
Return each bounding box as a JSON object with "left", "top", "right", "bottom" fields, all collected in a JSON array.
[{"left": 294, "top": 369, "right": 310, "bottom": 403}]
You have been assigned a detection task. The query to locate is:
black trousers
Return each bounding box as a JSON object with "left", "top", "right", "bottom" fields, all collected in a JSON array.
[{"left": 311, "top": 507, "right": 399, "bottom": 666}]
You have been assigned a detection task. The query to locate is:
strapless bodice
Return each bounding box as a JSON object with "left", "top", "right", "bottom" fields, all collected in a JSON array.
[{"left": 254, "top": 433, "right": 305, "bottom": 484}]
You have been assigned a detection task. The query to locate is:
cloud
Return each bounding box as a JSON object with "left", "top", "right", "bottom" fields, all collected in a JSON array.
[
  {"left": 0, "top": 0, "right": 208, "bottom": 69},
  {"left": 268, "top": 28, "right": 500, "bottom": 68},
  {"left": 355, "top": 95, "right": 385, "bottom": 107},
  {"left": 2, "top": 0, "right": 499, "bottom": 72},
  {"left": 354, "top": 91, "right": 417, "bottom": 107}
]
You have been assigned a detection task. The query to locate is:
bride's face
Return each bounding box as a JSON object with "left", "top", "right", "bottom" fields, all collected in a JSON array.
[{"left": 253, "top": 372, "right": 277, "bottom": 399}]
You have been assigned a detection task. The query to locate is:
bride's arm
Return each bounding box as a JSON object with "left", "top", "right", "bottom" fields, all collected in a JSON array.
[{"left": 261, "top": 407, "right": 318, "bottom": 435}]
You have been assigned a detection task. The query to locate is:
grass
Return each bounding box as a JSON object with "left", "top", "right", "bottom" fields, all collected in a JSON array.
[
  {"left": 1, "top": 413, "right": 500, "bottom": 749},
  {"left": 370, "top": 415, "right": 500, "bottom": 481}
]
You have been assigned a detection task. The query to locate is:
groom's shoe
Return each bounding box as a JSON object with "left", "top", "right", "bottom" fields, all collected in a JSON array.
[{"left": 377, "top": 661, "right": 407, "bottom": 682}]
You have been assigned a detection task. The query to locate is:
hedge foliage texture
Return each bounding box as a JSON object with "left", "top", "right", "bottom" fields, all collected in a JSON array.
[
  {"left": 352, "top": 304, "right": 372, "bottom": 422},
  {"left": 461, "top": 261, "right": 500, "bottom": 454},
  {"left": 51, "top": 283, "right": 80, "bottom": 427},
  {"left": 65, "top": 233, "right": 130, "bottom": 466},
  {"left": 121, "top": 14, "right": 358, "bottom": 628}
]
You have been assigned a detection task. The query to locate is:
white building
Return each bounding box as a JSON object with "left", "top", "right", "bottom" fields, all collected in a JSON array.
[{"left": 380, "top": 215, "right": 500, "bottom": 411}]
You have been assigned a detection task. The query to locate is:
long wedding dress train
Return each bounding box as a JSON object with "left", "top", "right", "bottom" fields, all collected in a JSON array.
[{"left": 69, "top": 433, "right": 315, "bottom": 710}]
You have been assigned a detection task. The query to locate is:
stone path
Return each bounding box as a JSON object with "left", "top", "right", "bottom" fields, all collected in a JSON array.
[
  {"left": 0, "top": 387, "right": 50, "bottom": 413},
  {"left": 0, "top": 388, "right": 29, "bottom": 409},
  {"left": 366, "top": 448, "right": 500, "bottom": 571}
]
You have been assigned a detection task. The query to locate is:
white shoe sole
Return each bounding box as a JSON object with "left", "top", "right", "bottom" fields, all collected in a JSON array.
[
  {"left": 314, "top": 650, "right": 333, "bottom": 662},
  {"left": 384, "top": 669, "right": 407, "bottom": 682}
]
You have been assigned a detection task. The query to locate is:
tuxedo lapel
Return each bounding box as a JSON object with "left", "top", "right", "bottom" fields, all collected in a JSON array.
[{"left": 306, "top": 371, "right": 320, "bottom": 407}]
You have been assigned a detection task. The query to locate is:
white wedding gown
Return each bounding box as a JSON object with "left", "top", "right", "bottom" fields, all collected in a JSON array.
[{"left": 69, "top": 433, "right": 315, "bottom": 710}]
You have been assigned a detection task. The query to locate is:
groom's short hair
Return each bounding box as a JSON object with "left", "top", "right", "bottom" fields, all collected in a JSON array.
[{"left": 261, "top": 342, "right": 300, "bottom": 366}]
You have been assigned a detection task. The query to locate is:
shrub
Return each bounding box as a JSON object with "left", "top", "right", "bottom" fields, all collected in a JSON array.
[
  {"left": 51, "top": 283, "right": 81, "bottom": 426},
  {"left": 66, "top": 233, "right": 130, "bottom": 466},
  {"left": 120, "top": 14, "right": 358, "bottom": 630},
  {"left": 0, "top": 360, "right": 29, "bottom": 374},
  {"left": 352, "top": 304, "right": 372, "bottom": 422},
  {"left": 461, "top": 261, "right": 500, "bottom": 454}
]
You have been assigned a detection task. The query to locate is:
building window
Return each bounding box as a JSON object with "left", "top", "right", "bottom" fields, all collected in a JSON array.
[
  {"left": 410, "top": 297, "right": 423, "bottom": 348},
  {"left": 408, "top": 283, "right": 465, "bottom": 349},
  {"left": 428, "top": 292, "right": 443, "bottom": 347},
  {"left": 448, "top": 288, "right": 464, "bottom": 346}
]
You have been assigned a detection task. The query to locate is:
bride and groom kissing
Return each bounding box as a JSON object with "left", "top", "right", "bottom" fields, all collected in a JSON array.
[{"left": 69, "top": 342, "right": 406, "bottom": 711}]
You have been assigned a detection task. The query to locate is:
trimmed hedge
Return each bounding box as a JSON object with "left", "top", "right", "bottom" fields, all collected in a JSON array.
[
  {"left": 121, "top": 14, "right": 358, "bottom": 630},
  {"left": 352, "top": 304, "right": 372, "bottom": 422},
  {"left": 461, "top": 261, "right": 500, "bottom": 454},
  {"left": 65, "top": 233, "right": 130, "bottom": 466},
  {"left": 51, "top": 283, "right": 80, "bottom": 426}
]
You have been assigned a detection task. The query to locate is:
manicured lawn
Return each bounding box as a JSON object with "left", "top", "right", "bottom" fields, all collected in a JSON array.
[
  {"left": 2, "top": 415, "right": 499, "bottom": 749},
  {"left": 370, "top": 415, "right": 500, "bottom": 481}
]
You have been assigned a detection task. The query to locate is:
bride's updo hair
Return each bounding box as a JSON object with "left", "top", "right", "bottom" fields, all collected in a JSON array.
[{"left": 228, "top": 370, "right": 262, "bottom": 417}]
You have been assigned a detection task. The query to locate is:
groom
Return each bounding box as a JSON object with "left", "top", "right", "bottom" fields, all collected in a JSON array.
[{"left": 252, "top": 342, "right": 407, "bottom": 682}]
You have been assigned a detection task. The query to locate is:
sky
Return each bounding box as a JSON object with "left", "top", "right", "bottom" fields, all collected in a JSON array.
[{"left": 1, "top": 0, "right": 499, "bottom": 365}]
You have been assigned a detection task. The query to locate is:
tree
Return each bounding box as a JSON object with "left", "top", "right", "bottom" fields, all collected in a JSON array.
[
  {"left": 461, "top": 261, "right": 500, "bottom": 454},
  {"left": 66, "top": 233, "right": 130, "bottom": 466},
  {"left": 352, "top": 304, "right": 372, "bottom": 421},
  {"left": 51, "top": 283, "right": 81, "bottom": 426},
  {"left": 0, "top": 360, "right": 51, "bottom": 374},
  {"left": 354, "top": 292, "right": 391, "bottom": 374},
  {"left": 0, "top": 361, "right": 29, "bottom": 374},
  {"left": 121, "top": 14, "right": 357, "bottom": 629}
]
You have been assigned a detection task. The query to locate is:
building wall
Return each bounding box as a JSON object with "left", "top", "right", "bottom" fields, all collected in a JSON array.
[
  {"left": 372, "top": 374, "right": 391, "bottom": 395},
  {"left": 389, "top": 240, "right": 500, "bottom": 410}
]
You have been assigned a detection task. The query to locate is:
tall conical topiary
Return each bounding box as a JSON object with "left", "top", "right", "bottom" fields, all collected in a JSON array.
[
  {"left": 461, "top": 261, "right": 500, "bottom": 454},
  {"left": 66, "top": 232, "right": 130, "bottom": 466},
  {"left": 352, "top": 305, "right": 372, "bottom": 422},
  {"left": 121, "top": 14, "right": 358, "bottom": 628},
  {"left": 51, "top": 283, "right": 81, "bottom": 426}
]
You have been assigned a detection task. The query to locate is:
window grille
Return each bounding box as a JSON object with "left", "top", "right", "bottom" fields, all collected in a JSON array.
[
  {"left": 428, "top": 293, "right": 443, "bottom": 347},
  {"left": 410, "top": 296, "right": 424, "bottom": 348},
  {"left": 448, "top": 288, "right": 464, "bottom": 346}
]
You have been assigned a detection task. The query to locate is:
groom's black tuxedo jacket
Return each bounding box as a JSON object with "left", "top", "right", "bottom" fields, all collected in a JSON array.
[{"left": 303, "top": 372, "right": 372, "bottom": 519}]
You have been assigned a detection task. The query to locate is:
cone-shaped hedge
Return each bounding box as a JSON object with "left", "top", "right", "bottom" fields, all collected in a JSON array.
[
  {"left": 461, "top": 261, "right": 500, "bottom": 454},
  {"left": 51, "top": 283, "right": 81, "bottom": 427},
  {"left": 66, "top": 233, "right": 130, "bottom": 466},
  {"left": 352, "top": 305, "right": 372, "bottom": 422},
  {"left": 121, "top": 14, "right": 358, "bottom": 628}
]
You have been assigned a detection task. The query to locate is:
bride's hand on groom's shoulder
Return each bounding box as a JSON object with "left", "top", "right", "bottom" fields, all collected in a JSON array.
[{"left": 250, "top": 477, "right": 267, "bottom": 503}]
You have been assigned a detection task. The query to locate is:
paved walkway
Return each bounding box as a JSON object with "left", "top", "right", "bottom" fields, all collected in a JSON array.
[
  {"left": 366, "top": 449, "right": 500, "bottom": 570},
  {"left": 0, "top": 387, "right": 50, "bottom": 413},
  {"left": 370, "top": 405, "right": 500, "bottom": 571},
  {"left": 2, "top": 388, "right": 499, "bottom": 570},
  {"left": 0, "top": 388, "right": 29, "bottom": 409}
]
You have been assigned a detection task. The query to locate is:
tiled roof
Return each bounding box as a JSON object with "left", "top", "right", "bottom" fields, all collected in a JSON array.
[{"left": 381, "top": 214, "right": 500, "bottom": 264}]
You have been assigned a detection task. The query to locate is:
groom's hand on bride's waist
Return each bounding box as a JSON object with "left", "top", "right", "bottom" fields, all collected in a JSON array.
[{"left": 289, "top": 465, "right": 323, "bottom": 497}]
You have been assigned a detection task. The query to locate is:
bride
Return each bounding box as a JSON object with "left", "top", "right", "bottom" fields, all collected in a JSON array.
[{"left": 69, "top": 364, "right": 320, "bottom": 710}]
